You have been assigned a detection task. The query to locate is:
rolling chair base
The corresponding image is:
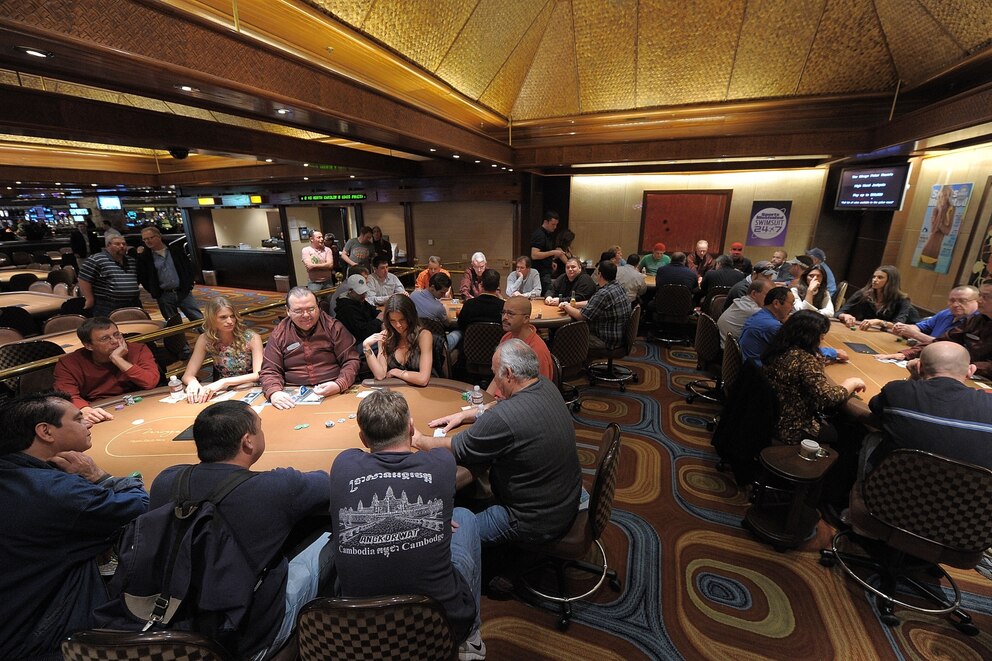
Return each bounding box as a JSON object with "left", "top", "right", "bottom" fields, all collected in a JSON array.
[
  {"left": 684, "top": 377, "right": 722, "bottom": 404},
  {"left": 587, "top": 361, "right": 637, "bottom": 392}
]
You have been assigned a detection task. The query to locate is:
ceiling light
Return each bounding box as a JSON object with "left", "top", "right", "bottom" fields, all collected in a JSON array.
[
  {"left": 303, "top": 177, "right": 309, "bottom": 181},
  {"left": 91, "top": 183, "right": 97, "bottom": 187},
  {"left": 276, "top": 108, "right": 291, "bottom": 115},
  {"left": 55, "top": 182, "right": 61, "bottom": 186},
  {"left": 429, "top": 148, "right": 436, "bottom": 152},
  {"left": 349, "top": 175, "right": 355, "bottom": 179},
  {"left": 452, "top": 154, "right": 460, "bottom": 159},
  {"left": 501, "top": 167, "right": 506, "bottom": 170},
  {"left": 508, "top": 169, "right": 513, "bottom": 172},
  {"left": 474, "top": 160, "right": 480, "bottom": 164},
  {"left": 16, "top": 46, "right": 52, "bottom": 58},
  {"left": 264, "top": 158, "right": 273, "bottom": 163},
  {"left": 491, "top": 164, "right": 497, "bottom": 168},
  {"left": 175, "top": 84, "right": 199, "bottom": 93},
  {"left": 15, "top": 181, "right": 21, "bottom": 184},
  {"left": 303, "top": 163, "right": 309, "bottom": 167},
  {"left": 6, "top": 187, "right": 11, "bottom": 190}
]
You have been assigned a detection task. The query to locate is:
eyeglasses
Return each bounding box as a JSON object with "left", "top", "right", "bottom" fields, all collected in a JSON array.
[
  {"left": 288, "top": 306, "right": 317, "bottom": 316},
  {"left": 949, "top": 297, "right": 978, "bottom": 304},
  {"left": 500, "top": 310, "right": 525, "bottom": 317}
]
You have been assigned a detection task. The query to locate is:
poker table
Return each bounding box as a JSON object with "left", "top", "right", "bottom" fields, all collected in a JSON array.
[
  {"left": 441, "top": 297, "right": 570, "bottom": 329},
  {"left": 0, "top": 268, "right": 52, "bottom": 288},
  {"left": 6, "top": 319, "right": 164, "bottom": 350},
  {"left": 0, "top": 291, "right": 66, "bottom": 318},
  {"left": 822, "top": 320, "right": 990, "bottom": 400},
  {"left": 90, "top": 378, "right": 488, "bottom": 484},
  {"left": 645, "top": 274, "right": 656, "bottom": 290}
]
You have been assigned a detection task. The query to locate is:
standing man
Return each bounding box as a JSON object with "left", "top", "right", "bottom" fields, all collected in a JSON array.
[
  {"left": 330, "top": 390, "right": 484, "bottom": 659},
  {"left": 78, "top": 234, "right": 141, "bottom": 318},
  {"left": 300, "top": 230, "right": 335, "bottom": 293},
  {"left": 70, "top": 221, "right": 89, "bottom": 264},
  {"left": 260, "top": 287, "right": 360, "bottom": 409},
  {"left": 136, "top": 227, "right": 203, "bottom": 322},
  {"left": 687, "top": 240, "right": 715, "bottom": 280},
  {"left": 341, "top": 226, "right": 375, "bottom": 270},
  {"left": 53, "top": 317, "right": 161, "bottom": 425},
  {"left": 366, "top": 256, "right": 406, "bottom": 305},
  {"left": 805, "top": 248, "right": 837, "bottom": 295},
  {"left": 530, "top": 210, "right": 565, "bottom": 296},
  {"left": 0, "top": 393, "right": 148, "bottom": 660},
  {"left": 561, "top": 260, "right": 632, "bottom": 349},
  {"left": 459, "top": 252, "right": 489, "bottom": 300},
  {"left": 414, "top": 340, "right": 582, "bottom": 547}
]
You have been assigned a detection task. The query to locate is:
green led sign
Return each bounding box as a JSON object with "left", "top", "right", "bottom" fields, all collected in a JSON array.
[{"left": 299, "top": 193, "right": 367, "bottom": 202}]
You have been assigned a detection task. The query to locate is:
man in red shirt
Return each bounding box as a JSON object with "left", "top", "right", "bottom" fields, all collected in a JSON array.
[
  {"left": 53, "top": 317, "right": 161, "bottom": 425},
  {"left": 487, "top": 296, "right": 552, "bottom": 399}
]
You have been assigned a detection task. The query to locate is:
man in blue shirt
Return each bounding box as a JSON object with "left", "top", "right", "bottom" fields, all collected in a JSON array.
[
  {"left": 891, "top": 285, "right": 979, "bottom": 344},
  {"left": 739, "top": 287, "right": 795, "bottom": 365},
  {"left": 137, "top": 226, "right": 203, "bottom": 322},
  {"left": 0, "top": 393, "right": 148, "bottom": 660},
  {"left": 411, "top": 272, "right": 461, "bottom": 349}
]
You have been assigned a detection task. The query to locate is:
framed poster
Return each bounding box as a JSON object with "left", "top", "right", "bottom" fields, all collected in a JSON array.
[
  {"left": 912, "top": 183, "right": 973, "bottom": 274},
  {"left": 965, "top": 177, "right": 992, "bottom": 288}
]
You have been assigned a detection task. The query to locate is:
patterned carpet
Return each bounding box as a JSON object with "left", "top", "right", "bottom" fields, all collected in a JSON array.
[{"left": 172, "top": 287, "right": 992, "bottom": 659}]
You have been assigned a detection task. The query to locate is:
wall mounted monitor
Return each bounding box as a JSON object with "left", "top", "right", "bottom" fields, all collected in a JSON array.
[
  {"left": 97, "top": 195, "right": 122, "bottom": 210},
  {"left": 835, "top": 165, "right": 910, "bottom": 211}
]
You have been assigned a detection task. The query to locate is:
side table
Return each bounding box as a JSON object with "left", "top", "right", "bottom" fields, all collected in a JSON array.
[{"left": 743, "top": 445, "right": 838, "bottom": 551}]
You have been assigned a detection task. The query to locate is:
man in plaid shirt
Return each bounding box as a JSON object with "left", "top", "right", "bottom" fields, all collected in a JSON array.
[{"left": 561, "top": 260, "right": 632, "bottom": 349}]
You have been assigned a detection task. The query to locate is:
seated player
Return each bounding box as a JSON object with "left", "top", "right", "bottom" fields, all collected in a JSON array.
[
  {"left": 505, "top": 255, "right": 542, "bottom": 298},
  {"left": 546, "top": 257, "right": 597, "bottom": 305},
  {"left": 457, "top": 269, "right": 504, "bottom": 332},
  {"left": 329, "top": 264, "right": 370, "bottom": 314},
  {"left": 143, "top": 401, "right": 331, "bottom": 659},
  {"left": 329, "top": 390, "right": 484, "bottom": 659},
  {"left": 411, "top": 272, "right": 462, "bottom": 349},
  {"left": 415, "top": 255, "right": 452, "bottom": 293},
  {"left": 890, "top": 285, "right": 979, "bottom": 345},
  {"left": 366, "top": 256, "right": 406, "bottom": 306},
  {"left": 334, "top": 275, "right": 383, "bottom": 346},
  {"left": 0, "top": 393, "right": 148, "bottom": 660},
  {"left": 53, "top": 317, "right": 161, "bottom": 425},
  {"left": 487, "top": 296, "right": 553, "bottom": 398},
  {"left": 459, "top": 252, "right": 488, "bottom": 300},
  {"left": 728, "top": 242, "right": 752, "bottom": 275},
  {"left": 561, "top": 260, "right": 632, "bottom": 350},
  {"left": 260, "top": 287, "right": 360, "bottom": 409},
  {"left": 363, "top": 293, "right": 433, "bottom": 385},
  {"left": 637, "top": 243, "right": 670, "bottom": 275},
  {"left": 414, "top": 340, "right": 582, "bottom": 546},
  {"left": 836, "top": 265, "right": 918, "bottom": 329},
  {"left": 182, "top": 296, "right": 264, "bottom": 403}
]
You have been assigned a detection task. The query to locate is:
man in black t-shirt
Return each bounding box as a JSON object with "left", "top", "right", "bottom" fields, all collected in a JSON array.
[
  {"left": 329, "top": 390, "right": 484, "bottom": 659},
  {"left": 530, "top": 210, "right": 566, "bottom": 296}
]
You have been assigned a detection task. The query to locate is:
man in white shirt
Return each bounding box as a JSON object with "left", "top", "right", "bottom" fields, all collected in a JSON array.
[
  {"left": 717, "top": 278, "right": 774, "bottom": 348},
  {"left": 300, "top": 230, "right": 335, "bottom": 293},
  {"left": 505, "top": 256, "right": 542, "bottom": 298},
  {"left": 366, "top": 256, "right": 406, "bottom": 305},
  {"left": 597, "top": 249, "right": 646, "bottom": 303}
]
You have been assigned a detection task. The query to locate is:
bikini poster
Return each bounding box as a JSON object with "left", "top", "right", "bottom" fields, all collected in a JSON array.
[
  {"left": 746, "top": 201, "right": 791, "bottom": 247},
  {"left": 968, "top": 204, "right": 992, "bottom": 288},
  {"left": 912, "top": 183, "right": 973, "bottom": 274}
]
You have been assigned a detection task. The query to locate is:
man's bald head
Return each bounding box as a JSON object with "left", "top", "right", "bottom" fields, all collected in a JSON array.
[
  {"left": 501, "top": 295, "right": 532, "bottom": 335},
  {"left": 919, "top": 342, "right": 975, "bottom": 381}
]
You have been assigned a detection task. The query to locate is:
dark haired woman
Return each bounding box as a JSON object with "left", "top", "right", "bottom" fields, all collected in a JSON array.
[
  {"left": 791, "top": 265, "right": 833, "bottom": 317},
  {"left": 362, "top": 293, "right": 432, "bottom": 385},
  {"left": 370, "top": 225, "right": 392, "bottom": 264},
  {"left": 836, "top": 265, "right": 917, "bottom": 330}
]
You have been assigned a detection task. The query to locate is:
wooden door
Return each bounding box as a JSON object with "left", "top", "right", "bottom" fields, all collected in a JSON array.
[{"left": 640, "top": 190, "right": 732, "bottom": 254}]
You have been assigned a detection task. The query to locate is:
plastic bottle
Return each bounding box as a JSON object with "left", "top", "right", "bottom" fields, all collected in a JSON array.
[
  {"left": 168, "top": 375, "right": 183, "bottom": 394},
  {"left": 470, "top": 384, "right": 485, "bottom": 417}
]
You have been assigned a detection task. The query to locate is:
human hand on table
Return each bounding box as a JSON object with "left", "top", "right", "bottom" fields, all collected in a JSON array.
[
  {"left": 313, "top": 381, "right": 341, "bottom": 397},
  {"left": 837, "top": 313, "right": 856, "bottom": 326},
  {"left": 832, "top": 348, "right": 849, "bottom": 363},
  {"left": 428, "top": 410, "right": 471, "bottom": 433},
  {"left": 841, "top": 377, "right": 866, "bottom": 395},
  {"left": 269, "top": 390, "right": 297, "bottom": 409},
  {"left": 545, "top": 296, "right": 559, "bottom": 306},
  {"left": 874, "top": 353, "right": 905, "bottom": 361},
  {"left": 80, "top": 405, "right": 113, "bottom": 425}
]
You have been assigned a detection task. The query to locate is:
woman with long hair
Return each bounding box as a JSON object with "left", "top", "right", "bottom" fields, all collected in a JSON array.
[
  {"left": 762, "top": 311, "right": 865, "bottom": 445},
  {"left": 792, "top": 264, "right": 833, "bottom": 317},
  {"left": 362, "top": 293, "right": 433, "bottom": 385},
  {"left": 551, "top": 229, "right": 575, "bottom": 277},
  {"left": 182, "top": 297, "right": 264, "bottom": 403},
  {"left": 370, "top": 225, "right": 392, "bottom": 264},
  {"left": 837, "top": 265, "right": 918, "bottom": 330}
]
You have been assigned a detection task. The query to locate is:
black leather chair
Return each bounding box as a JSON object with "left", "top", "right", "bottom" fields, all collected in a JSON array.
[
  {"left": 0, "top": 339, "right": 65, "bottom": 394},
  {"left": 550, "top": 319, "right": 589, "bottom": 410},
  {"left": 297, "top": 595, "right": 457, "bottom": 661},
  {"left": 685, "top": 313, "right": 723, "bottom": 404},
  {"left": 518, "top": 423, "right": 623, "bottom": 629},
  {"left": 8, "top": 272, "right": 39, "bottom": 291},
  {"left": 62, "top": 629, "right": 233, "bottom": 661},
  {"left": 820, "top": 449, "right": 992, "bottom": 634},
  {"left": 651, "top": 284, "right": 693, "bottom": 346},
  {"left": 0, "top": 305, "right": 39, "bottom": 337},
  {"left": 586, "top": 305, "right": 640, "bottom": 392},
  {"left": 462, "top": 322, "right": 504, "bottom": 380},
  {"left": 60, "top": 296, "right": 88, "bottom": 316},
  {"left": 419, "top": 316, "right": 455, "bottom": 379}
]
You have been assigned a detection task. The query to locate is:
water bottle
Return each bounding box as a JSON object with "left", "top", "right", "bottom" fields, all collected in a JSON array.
[
  {"left": 470, "top": 385, "right": 485, "bottom": 417},
  {"left": 169, "top": 375, "right": 183, "bottom": 394}
]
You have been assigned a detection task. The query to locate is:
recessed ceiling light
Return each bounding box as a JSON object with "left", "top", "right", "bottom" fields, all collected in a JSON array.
[
  {"left": 175, "top": 84, "right": 199, "bottom": 93},
  {"left": 55, "top": 182, "right": 61, "bottom": 185},
  {"left": 264, "top": 158, "right": 273, "bottom": 163},
  {"left": 16, "top": 46, "right": 52, "bottom": 58},
  {"left": 303, "top": 163, "right": 309, "bottom": 167},
  {"left": 474, "top": 160, "right": 480, "bottom": 164},
  {"left": 91, "top": 183, "right": 97, "bottom": 187},
  {"left": 452, "top": 154, "right": 460, "bottom": 159},
  {"left": 349, "top": 175, "right": 355, "bottom": 179},
  {"left": 508, "top": 168, "right": 513, "bottom": 172},
  {"left": 303, "top": 177, "right": 309, "bottom": 181},
  {"left": 276, "top": 108, "right": 291, "bottom": 115},
  {"left": 501, "top": 167, "right": 506, "bottom": 170},
  {"left": 15, "top": 181, "right": 21, "bottom": 184},
  {"left": 429, "top": 148, "right": 436, "bottom": 152},
  {"left": 491, "top": 164, "right": 497, "bottom": 168},
  {"left": 6, "top": 187, "right": 11, "bottom": 190}
]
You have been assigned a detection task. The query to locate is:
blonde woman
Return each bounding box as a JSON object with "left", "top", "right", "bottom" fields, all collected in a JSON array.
[{"left": 182, "top": 297, "right": 264, "bottom": 403}]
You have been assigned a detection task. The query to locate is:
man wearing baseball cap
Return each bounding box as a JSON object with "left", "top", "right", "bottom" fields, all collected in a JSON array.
[
  {"left": 805, "top": 247, "right": 837, "bottom": 296},
  {"left": 729, "top": 242, "right": 752, "bottom": 275},
  {"left": 638, "top": 243, "right": 670, "bottom": 275},
  {"left": 334, "top": 274, "right": 383, "bottom": 346}
]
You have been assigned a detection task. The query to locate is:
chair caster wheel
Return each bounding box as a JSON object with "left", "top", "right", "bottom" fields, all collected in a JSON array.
[
  {"left": 705, "top": 421, "right": 716, "bottom": 432},
  {"left": 571, "top": 402, "right": 581, "bottom": 412},
  {"left": 686, "top": 394, "right": 696, "bottom": 404},
  {"left": 556, "top": 617, "right": 570, "bottom": 630},
  {"left": 818, "top": 551, "right": 836, "bottom": 567},
  {"left": 880, "top": 613, "right": 900, "bottom": 627},
  {"left": 632, "top": 375, "right": 638, "bottom": 384},
  {"left": 952, "top": 619, "right": 979, "bottom": 636},
  {"left": 609, "top": 578, "right": 622, "bottom": 592},
  {"left": 618, "top": 384, "right": 625, "bottom": 392}
]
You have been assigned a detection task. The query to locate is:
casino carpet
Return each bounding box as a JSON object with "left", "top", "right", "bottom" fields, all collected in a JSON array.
[{"left": 154, "top": 288, "right": 992, "bottom": 659}]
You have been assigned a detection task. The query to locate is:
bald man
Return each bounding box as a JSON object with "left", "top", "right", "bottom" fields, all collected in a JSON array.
[
  {"left": 867, "top": 342, "right": 992, "bottom": 471},
  {"left": 487, "top": 296, "right": 553, "bottom": 398}
]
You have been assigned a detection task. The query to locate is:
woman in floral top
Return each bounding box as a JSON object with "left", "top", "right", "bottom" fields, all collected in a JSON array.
[
  {"left": 762, "top": 311, "right": 866, "bottom": 445},
  {"left": 181, "top": 297, "right": 264, "bottom": 403}
]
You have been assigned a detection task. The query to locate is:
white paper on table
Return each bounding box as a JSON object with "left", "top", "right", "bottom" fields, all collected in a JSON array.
[
  {"left": 158, "top": 394, "right": 185, "bottom": 404},
  {"left": 356, "top": 390, "right": 374, "bottom": 399},
  {"left": 252, "top": 404, "right": 266, "bottom": 415},
  {"left": 433, "top": 428, "right": 446, "bottom": 438}
]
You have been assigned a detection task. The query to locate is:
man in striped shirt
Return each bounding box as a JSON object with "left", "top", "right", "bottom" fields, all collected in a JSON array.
[{"left": 78, "top": 235, "right": 140, "bottom": 318}]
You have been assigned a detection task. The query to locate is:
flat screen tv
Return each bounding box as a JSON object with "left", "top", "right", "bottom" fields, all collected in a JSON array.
[
  {"left": 835, "top": 165, "right": 910, "bottom": 211},
  {"left": 97, "top": 195, "right": 122, "bottom": 210}
]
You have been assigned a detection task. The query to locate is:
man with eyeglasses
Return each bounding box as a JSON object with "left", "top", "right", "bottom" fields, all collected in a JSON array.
[
  {"left": 888, "top": 285, "right": 980, "bottom": 344},
  {"left": 53, "top": 317, "right": 161, "bottom": 425},
  {"left": 260, "top": 287, "right": 360, "bottom": 409},
  {"left": 487, "top": 296, "right": 552, "bottom": 398}
]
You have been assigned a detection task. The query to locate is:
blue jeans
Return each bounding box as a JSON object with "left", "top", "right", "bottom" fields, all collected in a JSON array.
[
  {"left": 307, "top": 280, "right": 331, "bottom": 293},
  {"left": 451, "top": 507, "right": 482, "bottom": 634},
  {"left": 157, "top": 290, "right": 203, "bottom": 322},
  {"left": 475, "top": 504, "right": 519, "bottom": 547},
  {"left": 446, "top": 329, "right": 463, "bottom": 351},
  {"left": 256, "top": 532, "right": 332, "bottom": 660}
]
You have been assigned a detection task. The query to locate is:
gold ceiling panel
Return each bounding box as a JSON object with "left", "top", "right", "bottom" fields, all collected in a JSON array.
[
  {"left": 874, "top": 0, "right": 965, "bottom": 85},
  {"left": 573, "top": 0, "right": 637, "bottom": 113},
  {"left": 436, "top": 0, "right": 546, "bottom": 100},
  {"left": 637, "top": 0, "right": 746, "bottom": 107},
  {"left": 307, "top": 0, "right": 374, "bottom": 27},
  {"left": 919, "top": 0, "right": 992, "bottom": 53},
  {"left": 727, "top": 0, "right": 824, "bottom": 99},
  {"left": 479, "top": 1, "right": 554, "bottom": 117},
  {"left": 0, "top": 134, "right": 159, "bottom": 156},
  {"left": 510, "top": 1, "right": 580, "bottom": 120},
  {"left": 797, "top": 0, "right": 895, "bottom": 95},
  {"left": 358, "top": 0, "right": 476, "bottom": 72}
]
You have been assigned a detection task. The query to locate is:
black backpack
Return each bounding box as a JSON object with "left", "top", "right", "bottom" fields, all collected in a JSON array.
[{"left": 94, "top": 466, "right": 264, "bottom": 653}]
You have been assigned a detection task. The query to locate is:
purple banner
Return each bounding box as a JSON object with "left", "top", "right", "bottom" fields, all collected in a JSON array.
[{"left": 746, "top": 201, "right": 791, "bottom": 247}]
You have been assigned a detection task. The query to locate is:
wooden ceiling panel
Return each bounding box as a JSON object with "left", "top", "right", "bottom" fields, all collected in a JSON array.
[
  {"left": 727, "top": 0, "right": 824, "bottom": 99},
  {"left": 358, "top": 0, "right": 475, "bottom": 72},
  {"left": 510, "top": 1, "right": 580, "bottom": 120},
  {"left": 436, "top": 0, "right": 545, "bottom": 100},
  {"left": 573, "top": 0, "right": 637, "bottom": 114},
  {"left": 797, "top": 0, "right": 895, "bottom": 96},
  {"left": 875, "top": 0, "right": 965, "bottom": 85},
  {"left": 478, "top": 2, "right": 554, "bottom": 117},
  {"left": 306, "top": 0, "right": 374, "bottom": 27},
  {"left": 919, "top": 0, "right": 992, "bottom": 53},
  {"left": 637, "top": 0, "right": 745, "bottom": 107}
]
